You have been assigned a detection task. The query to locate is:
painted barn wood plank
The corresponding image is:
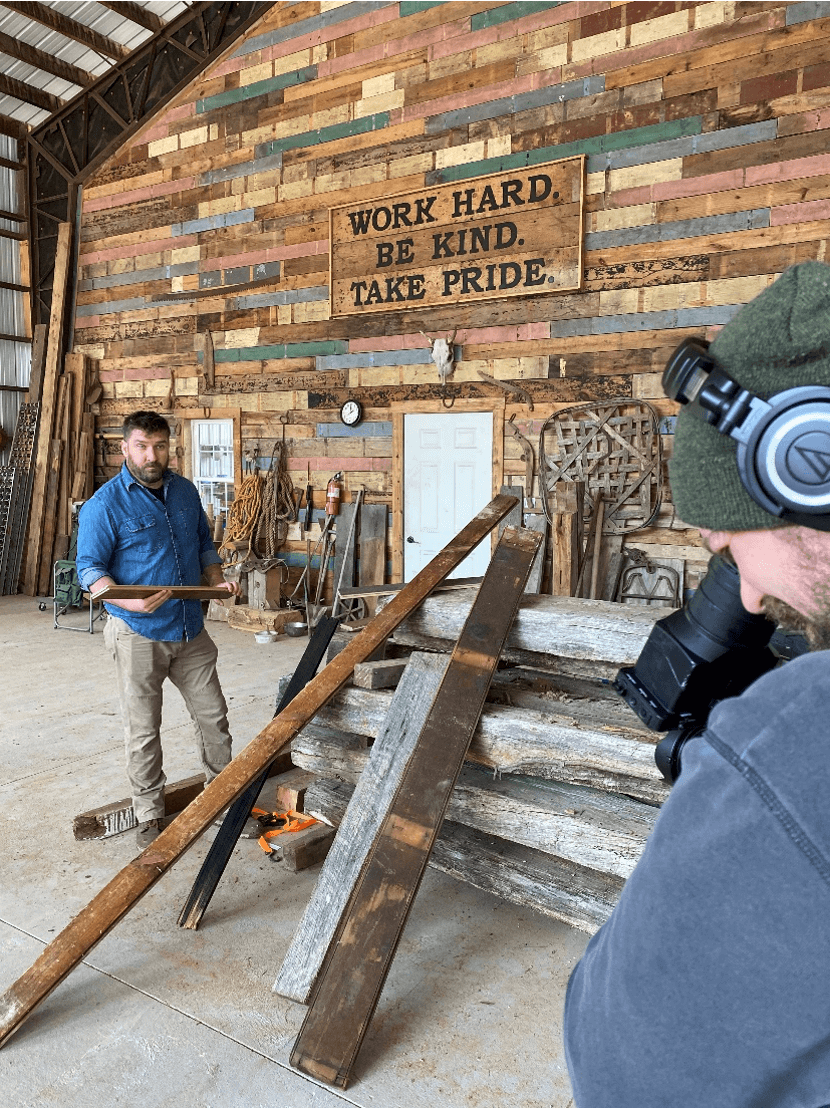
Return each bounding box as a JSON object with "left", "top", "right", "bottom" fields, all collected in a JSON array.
[
  {"left": 289, "top": 525, "right": 542, "bottom": 1088},
  {"left": 305, "top": 779, "right": 623, "bottom": 935},
  {"left": 305, "top": 680, "right": 666, "bottom": 805},
  {"left": 0, "top": 496, "right": 517, "bottom": 1049},
  {"left": 291, "top": 733, "right": 656, "bottom": 880},
  {"left": 275, "top": 651, "right": 449, "bottom": 1005}
]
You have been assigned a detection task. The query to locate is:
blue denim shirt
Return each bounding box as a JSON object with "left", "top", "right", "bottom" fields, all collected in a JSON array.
[{"left": 76, "top": 464, "right": 222, "bottom": 642}]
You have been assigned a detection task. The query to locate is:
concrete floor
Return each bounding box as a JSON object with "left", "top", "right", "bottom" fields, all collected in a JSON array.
[{"left": 0, "top": 593, "right": 587, "bottom": 1108}]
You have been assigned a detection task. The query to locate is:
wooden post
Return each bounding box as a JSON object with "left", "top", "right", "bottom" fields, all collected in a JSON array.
[{"left": 551, "top": 481, "right": 583, "bottom": 596}]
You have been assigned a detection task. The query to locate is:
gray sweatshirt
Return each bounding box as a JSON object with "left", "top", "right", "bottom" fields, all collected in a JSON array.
[{"left": 564, "top": 650, "right": 830, "bottom": 1107}]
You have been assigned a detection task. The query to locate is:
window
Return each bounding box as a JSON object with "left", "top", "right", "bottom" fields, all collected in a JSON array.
[{"left": 192, "top": 419, "right": 234, "bottom": 516}]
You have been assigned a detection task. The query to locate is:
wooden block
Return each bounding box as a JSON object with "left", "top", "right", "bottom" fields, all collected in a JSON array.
[
  {"left": 279, "top": 822, "right": 336, "bottom": 872},
  {"left": 73, "top": 773, "right": 206, "bottom": 840},
  {"left": 273, "top": 768, "right": 317, "bottom": 814},
  {"left": 523, "top": 512, "right": 548, "bottom": 594},
  {"left": 352, "top": 658, "right": 408, "bottom": 689},
  {"left": 227, "top": 605, "right": 298, "bottom": 634}
]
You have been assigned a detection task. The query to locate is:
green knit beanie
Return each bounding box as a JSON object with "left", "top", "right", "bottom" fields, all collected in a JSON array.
[{"left": 669, "top": 260, "right": 830, "bottom": 531}]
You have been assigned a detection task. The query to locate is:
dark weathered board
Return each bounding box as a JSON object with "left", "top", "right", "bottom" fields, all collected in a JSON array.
[
  {"left": 289, "top": 523, "right": 542, "bottom": 1089},
  {"left": 177, "top": 614, "right": 341, "bottom": 931},
  {"left": 0, "top": 494, "right": 518, "bottom": 1050}
]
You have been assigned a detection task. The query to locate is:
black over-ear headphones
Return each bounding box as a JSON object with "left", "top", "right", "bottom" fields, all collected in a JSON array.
[{"left": 663, "top": 338, "right": 830, "bottom": 531}]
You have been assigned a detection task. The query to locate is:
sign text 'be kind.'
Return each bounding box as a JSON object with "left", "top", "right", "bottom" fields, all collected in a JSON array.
[{"left": 329, "top": 156, "right": 584, "bottom": 318}]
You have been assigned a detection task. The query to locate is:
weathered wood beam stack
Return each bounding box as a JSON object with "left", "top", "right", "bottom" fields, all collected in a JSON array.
[{"left": 289, "top": 591, "right": 671, "bottom": 935}]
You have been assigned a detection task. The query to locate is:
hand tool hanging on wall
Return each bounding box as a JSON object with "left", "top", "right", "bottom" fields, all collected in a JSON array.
[
  {"left": 304, "top": 463, "right": 313, "bottom": 531},
  {"left": 506, "top": 414, "right": 537, "bottom": 512},
  {"left": 332, "top": 487, "right": 365, "bottom": 621}
]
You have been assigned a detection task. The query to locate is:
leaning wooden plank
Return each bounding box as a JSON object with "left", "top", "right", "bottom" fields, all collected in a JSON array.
[
  {"left": 289, "top": 524, "right": 542, "bottom": 1089},
  {"left": 291, "top": 734, "right": 655, "bottom": 880},
  {"left": 275, "top": 652, "right": 449, "bottom": 1005},
  {"left": 0, "top": 493, "right": 518, "bottom": 1050},
  {"left": 304, "top": 780, "right": 622, "bottom": 937},
  {"left": 91, "top": 584, "right": 233, "bottom": 601},
  {"left": 523, "top": 513, "right": 548, "bottom": 593},
  {"left": 357, "top": 502, "right": 386, "bottom": 617},
  {"left": 302, "top": 682, "right": 668, "bottom": 805},
  {"left": 73, "top": 773, "right": 206, "bottom": 841},
  {"left": 23, "top": 222, "right": 72, "bottom": 596}
]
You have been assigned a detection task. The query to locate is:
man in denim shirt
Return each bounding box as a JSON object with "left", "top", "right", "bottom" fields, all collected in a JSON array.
[{"left": 76, "top": 411, "right": 240, "bottom": 849}]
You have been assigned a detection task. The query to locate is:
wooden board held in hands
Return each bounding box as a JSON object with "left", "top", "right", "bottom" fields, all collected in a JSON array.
[{"left": 91, "top": 584, "right": 233, "bottom": 601}]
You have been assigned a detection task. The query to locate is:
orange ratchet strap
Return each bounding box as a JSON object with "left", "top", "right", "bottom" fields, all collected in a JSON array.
[{"left": 251, "top": 807, "right": 317, "bottom": 855}]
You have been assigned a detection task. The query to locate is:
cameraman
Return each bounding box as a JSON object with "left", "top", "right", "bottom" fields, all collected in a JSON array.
[{"left": 564, "top": 262, "right": 830, "bottom": 1105}]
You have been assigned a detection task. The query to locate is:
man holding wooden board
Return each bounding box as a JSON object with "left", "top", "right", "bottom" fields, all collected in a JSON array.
[
  {"left": 564, "top": 264, "right": 830, "bottom": 1104},
  {"left": 76, "top": 411, "right": 240, "bottom": 849}
]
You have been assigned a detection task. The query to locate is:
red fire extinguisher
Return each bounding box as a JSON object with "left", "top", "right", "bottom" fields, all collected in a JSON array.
[{"left": 325, "top": 471, "right": 342, "bottom": 516}]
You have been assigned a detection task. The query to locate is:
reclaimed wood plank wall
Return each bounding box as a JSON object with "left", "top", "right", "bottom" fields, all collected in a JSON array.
[{"left": 73, "top": 0, "right": 830, "bottom": 586}]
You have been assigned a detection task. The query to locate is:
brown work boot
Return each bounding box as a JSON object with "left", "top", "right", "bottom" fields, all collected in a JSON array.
[{"left": 135, "top": 818, "right": 162, "bottom": 849}]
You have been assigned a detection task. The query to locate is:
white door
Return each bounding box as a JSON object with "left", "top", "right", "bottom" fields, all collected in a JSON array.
[{"left": 403, "top": 411, "right": 493, "bottom": 581}]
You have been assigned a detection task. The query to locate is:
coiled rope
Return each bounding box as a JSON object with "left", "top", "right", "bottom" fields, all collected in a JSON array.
[
  {"left": 254, "top": 442, "right": 295, "bottom": 560},
  {"left": 219, "top": 473, "right": 263, "bottom": 562}
]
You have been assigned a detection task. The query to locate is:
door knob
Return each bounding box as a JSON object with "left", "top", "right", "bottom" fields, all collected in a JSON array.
[{"left": 406, "top": 535, "right": 420, "bottom": 544}]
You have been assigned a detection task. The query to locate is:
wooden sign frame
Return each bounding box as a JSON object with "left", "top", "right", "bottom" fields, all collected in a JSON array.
[{"left": 329, "top": 155, "right": 584, "bottom": 317}]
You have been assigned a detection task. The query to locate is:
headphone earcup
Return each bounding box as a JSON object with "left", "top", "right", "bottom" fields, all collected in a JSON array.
[{"left": 742, "top": 387, "right": 830, "bottom": 517}]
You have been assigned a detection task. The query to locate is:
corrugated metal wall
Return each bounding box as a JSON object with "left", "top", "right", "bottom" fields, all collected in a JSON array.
[{"left": 0, "top": 131, "right": 28, "bottom": 466}]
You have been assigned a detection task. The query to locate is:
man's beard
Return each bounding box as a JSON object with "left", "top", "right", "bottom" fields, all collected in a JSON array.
[
  {"left": 717, "top": 546, "right": 830, "bottom": 652},
  {"left": 760, "top": 595, "right": 830, "bottom": 652},
  {"left": 125, "top": 456, "right": 165, "bottom": 486}
]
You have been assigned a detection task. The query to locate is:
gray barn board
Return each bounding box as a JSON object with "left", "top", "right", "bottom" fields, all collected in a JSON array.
[{"left": 275, "top": 651, "right": 449, "bottom": 1005}]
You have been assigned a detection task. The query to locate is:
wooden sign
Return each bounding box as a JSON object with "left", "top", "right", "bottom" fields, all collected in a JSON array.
[{"left": 329, "top": 156, "right": 584, "bottom": 317}]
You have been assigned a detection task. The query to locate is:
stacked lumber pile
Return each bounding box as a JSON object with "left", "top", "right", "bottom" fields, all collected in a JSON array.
[
  {"left": 288, "top": 591, "right": 671, "bottom": 936},
  {"left": 22, "top": 221, "right": 97, "bottom": 596}
]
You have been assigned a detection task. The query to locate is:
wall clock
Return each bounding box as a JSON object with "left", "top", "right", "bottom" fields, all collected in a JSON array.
[{"left": 339, "top": 399, "right": 363, "bottom": 427}]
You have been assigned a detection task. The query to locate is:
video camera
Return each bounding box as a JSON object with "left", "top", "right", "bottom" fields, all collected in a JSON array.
[{"left": 614, "top": 554, "right": 783, "bottom": 783}]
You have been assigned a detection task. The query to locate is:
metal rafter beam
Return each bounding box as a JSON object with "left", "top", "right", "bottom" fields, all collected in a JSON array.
[
  {"left": 0, "top": 72, "right": 65, "bottom": 114},
  {"left": 0, "top": 2, "right": 131, "bottom": 60},
  {"left": 98, "top": 1, "right": 166, "bottom": 34},
  {"left": 26, "top": 1, "right": 269, "bottom": 327},
  {"left": 0, "top": 29, "right": 95, "bottom": 87}
]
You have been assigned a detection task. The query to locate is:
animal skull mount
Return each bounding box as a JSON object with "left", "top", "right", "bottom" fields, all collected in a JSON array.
[{"left": 422, "top": 329, "right": 458, "bottom": 384}]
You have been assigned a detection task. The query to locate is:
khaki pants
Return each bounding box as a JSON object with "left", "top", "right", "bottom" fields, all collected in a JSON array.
[{"left": 104, "top": 614, "right": 233, "bottom": 823}]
